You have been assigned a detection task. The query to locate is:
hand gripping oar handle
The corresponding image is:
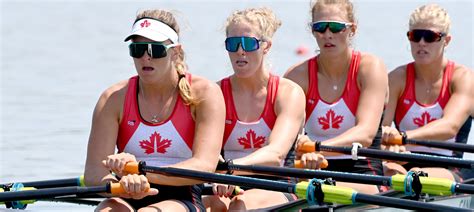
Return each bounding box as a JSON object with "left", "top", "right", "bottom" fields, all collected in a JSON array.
[
  {"left": 386, "top": 135, "right": 474, "bottom": 153},
  {"left": 294, "top": 160, "right": 328, "bottom": 169},
  {"left": 300, "top": 142, "right": 474, "bottom": 168}
]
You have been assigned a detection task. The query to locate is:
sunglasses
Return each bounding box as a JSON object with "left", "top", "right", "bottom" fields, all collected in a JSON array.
[
  {"left": 129, "top": 42, "right": 178, "bottom": 59},
  {"left": 225, "top": 36, "right": 261, "bottom": 52},
  {"left": 407, "top": 29, "right": 446, "bottom": 43},
  {"left": 311, "top": 21, "right": 353, "bottom": 33}
]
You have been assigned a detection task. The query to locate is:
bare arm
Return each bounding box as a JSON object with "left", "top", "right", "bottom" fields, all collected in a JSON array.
[
  {"left": 84, "top": 82, "right": 126, "bottom": 186},
  {"left": 406, "top": 66, "right": 472, "bottom": 140},
  {"left": 323, "top": 54, "right": 388, "bottom": 147},
  {"left": 232, "top": 79, "right": 306, "bottom": 168},
  {"left": 146, "top": 77, "right": 225, "bottom": 185}
]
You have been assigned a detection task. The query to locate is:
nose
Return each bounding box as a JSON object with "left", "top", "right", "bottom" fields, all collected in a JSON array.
[{"left": 235, "top": 43, "right": 246, "bottom": 55}]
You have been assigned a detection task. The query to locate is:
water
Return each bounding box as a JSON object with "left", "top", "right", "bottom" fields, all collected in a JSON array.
[{"left": 0, "top": 0, "right": 473, "bottom": 210}]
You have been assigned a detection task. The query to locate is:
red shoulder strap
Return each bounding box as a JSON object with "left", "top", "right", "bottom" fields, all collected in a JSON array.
[{"left": 306, "top": 57, "right": 319, "bottom": 121}]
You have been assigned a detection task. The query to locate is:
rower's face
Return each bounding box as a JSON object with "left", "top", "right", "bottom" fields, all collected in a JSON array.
[
  {"left": 408, "top": 22, "right": 450, "bottom": 65},
  {"left": 312, "top": 5, "right": 354, "bottom": 56}
]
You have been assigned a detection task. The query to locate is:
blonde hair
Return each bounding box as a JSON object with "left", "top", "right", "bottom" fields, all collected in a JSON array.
[
  {"left": 224, "top": 7, "right": 282, "bottom": 41},
  {"left": 135, "top": 9, "right": 196, "bottom": 106},
  {"left": 310, "top": 0, "right": 356, "bottom": 23},
  {"left": 409, "top": 4, "right": 451, "bottom": 34}
]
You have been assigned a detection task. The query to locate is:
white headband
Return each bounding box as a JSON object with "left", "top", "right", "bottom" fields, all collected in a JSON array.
[{"left": 124, "top": 18, "right": 179, "bottom": 44}]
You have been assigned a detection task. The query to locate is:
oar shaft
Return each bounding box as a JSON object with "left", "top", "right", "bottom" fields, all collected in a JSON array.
[
  {"left": 139, "top": 164, "right": 294, "bottom": 193},
  {"left": 454, "top": 183, "right": 474, "bottom": 194},
  {"left": 354, "top": 193, "right": 470, "bottom": 211},
  {"left": 0, "top": 177, "right": 83, "bottom": 189},
  {"left": 0, "top": 186, "right": 106, "bottom": 202},
  {"left": 319, "top": 145, "right": 474, "bottom": 169},
  {"left": 406, "top": 140, "right": 474, "bottom": 153},
  {"left": 227, "top": 164, "right": 392, "bottom": 186}
]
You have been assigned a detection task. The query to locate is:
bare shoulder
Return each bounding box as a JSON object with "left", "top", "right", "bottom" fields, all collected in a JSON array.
[
  {"left": 93, "top": 80, "right": 128, "bottom": 117},
  {"left": 284, "top": 59, "right": 310, "bottom": 93},
  {"left": 388, "top": 65, "right": 408, "bottom": 80},
  {"left": 190, "top": 74, "right": 222, "bottom": 100},
  {"left": 99, "top": 80, "right": 128, "bottom": 105},
  {"left": 359, "top": 52, "right": 386, "bottom": 73},
  {"left": 284, "top": 60, "right": 308, "bottom": 81},
  {"left": 452, "top": 63, "right": 472, "bottom": 79}
]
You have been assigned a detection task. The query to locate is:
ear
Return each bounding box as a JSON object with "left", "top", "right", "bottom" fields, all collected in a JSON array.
[
  {"left": 349, "top": 24, "right": 357, "bottom": 36},
  {"left": 444, "top": 34, "right": 451, "bottom": 47},
  {"left": 263, "top": 40, "right": 272, "bottom": 54},
  {"left": 171, "top": 44, "right": 182, "bottom": 60}
]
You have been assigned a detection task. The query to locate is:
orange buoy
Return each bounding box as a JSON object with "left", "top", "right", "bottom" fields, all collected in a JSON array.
[{"left": 296, "top": 45, "right": 309, "bottom": 56}]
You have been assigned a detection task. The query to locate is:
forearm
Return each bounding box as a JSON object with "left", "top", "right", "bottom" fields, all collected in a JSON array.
[
  {"left": 322, "top": 125, "right": 376, "bottom": 147},
  {"left": 406, "top": 119, "right": 460, "bottom": 141}
]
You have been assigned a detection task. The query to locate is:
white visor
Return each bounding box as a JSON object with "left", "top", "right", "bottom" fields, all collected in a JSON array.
[{"left": 124, "top": 18, "right": 179, "bottom": 44}]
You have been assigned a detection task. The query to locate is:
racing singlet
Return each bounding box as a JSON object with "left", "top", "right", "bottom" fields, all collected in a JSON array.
[
  {"left": 395, "top": 61, "right": 470, "bottom": 156},
  {"left": 117, "top": 75, "right": 195, "bottom": 166},
  {"left": 221, "top": 74, "right": 279, "bottom": 161},
  {"left": 305, "top": 51, "right": 366, "bottom": 159}
]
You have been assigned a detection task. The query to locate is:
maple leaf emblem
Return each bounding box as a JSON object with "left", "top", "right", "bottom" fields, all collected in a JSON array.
[
  {"left": 237, "top": 129, "right": 266, "bottom": 149},
  {"left": 139, "top": 131, "right": 172, "bottom": 154},
  {"left": 140, "top": 20, "right": 151, "bottom": 28},
  {"left": 413, "top": 111, "right": 437, "bottom": 127},
  {"left": 318, "top": 109, "right": 344, "bottom": 130}
]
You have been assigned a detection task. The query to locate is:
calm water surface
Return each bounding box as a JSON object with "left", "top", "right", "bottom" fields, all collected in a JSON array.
[{"left": 0, "top": 0, "right": 472, "bottom": 211}]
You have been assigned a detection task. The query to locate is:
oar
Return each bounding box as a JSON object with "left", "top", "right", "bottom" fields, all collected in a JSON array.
[
  {"left": 0, "top": 182, "right": 127, "bottom": 209},
  {"left": 0, "top": 176, "right": 84, "bottom": 189},
  {"left": 219, "top": 161, "right": 474, "bottom": 196},
  {"left": 386, "top": 135, "right": 474, "bottom": 153},
  {"left": 300, "top": 143, "right": 474, "bottom": 169},
  {"left": 122, "top": 161, "right": 469, "bottom": 211}
]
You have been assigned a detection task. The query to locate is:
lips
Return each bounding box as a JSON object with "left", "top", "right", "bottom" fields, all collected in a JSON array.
[
  {"left": 324, "top": 43, "right": 335, "bottom": 48},
  {"left": 142, "top": 66, "right": 154, "bottom": 71},
  {"left": 417, "top": 50, "right": 429, "bottom": 55},
  {"left": 236, "top": 59, "right": 248, "bottom": 66}
]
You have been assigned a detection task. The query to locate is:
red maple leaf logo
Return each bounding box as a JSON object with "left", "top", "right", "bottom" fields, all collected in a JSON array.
[
  {"left": 139, "top": 131, "right": 171, "bottom": 154},
  {"left": 237, "top": 129, "right": 266, "bottom": 149},
  {"left": 413, "top": 111, "right": 437, "bottom": 127},
  {"left": 140, "top": 20, "right": 150, "bottom": 28},
  {"left": 318, "top": 109, "right": 344, "bottom": 130}
]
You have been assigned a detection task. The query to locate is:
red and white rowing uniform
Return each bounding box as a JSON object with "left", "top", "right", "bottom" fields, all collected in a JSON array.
[
  {"left": 395, "top": 61, "right": 455, "bottom": 156},
  {"left": 220, "top": 74, "right": 279, "bottom": 161},
  {"left": 117, "top": 75, "right": 195, "bottom": 167},
  {"left": 305, "top": 51, "right": 362, "bottom": 159}
]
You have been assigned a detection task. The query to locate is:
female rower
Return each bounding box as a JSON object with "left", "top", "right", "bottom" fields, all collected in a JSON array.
[
  {"left": 84, "top": 9, "right": 225, "bottom": 211},
  {"left": 203, "top": 7, "right": 311, "bottom": 211},
  {"left": 285, "top": 0, "right": 388, "bottom": 194},
  {"left": 381, "top": 4, "right": 472, "bottom": 181}
]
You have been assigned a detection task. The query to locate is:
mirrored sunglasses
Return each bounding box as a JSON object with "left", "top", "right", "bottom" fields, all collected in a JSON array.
[
  {"left": 129, "top": 42, "right": 177, "bottom": 59},
  {"left": 225, "top": 36, "right": 261, "bottom": 52},
  {"left": 407, "top": 29, "right": 446, "bottom": 43},
  {"left": 311, "top": 21, "right": 352, "bottom": 33}
]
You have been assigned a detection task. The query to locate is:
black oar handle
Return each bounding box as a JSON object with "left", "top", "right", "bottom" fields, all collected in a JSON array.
[
  {"left": 355, "top": 193, "right": 471, "bottom": 211},
  {"left": 318, "top": 145, "right": 474, "bottom": 169}
]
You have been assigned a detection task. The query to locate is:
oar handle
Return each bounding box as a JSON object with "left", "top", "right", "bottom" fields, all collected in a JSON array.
[
  {"left": 123, "top": 162, "right": 141, "bottom": 174},
  {"left": 294, "top": 160, "right": 328, "bottom": 169},
  {"left": 108, "top": 182, "right": 150, "bottom": 195},
  {"left": 386, "top": 134, "right": 404, "bottom": 145},
  {"left": 300, "top": 142, "right": 317, "bottom": 153}
]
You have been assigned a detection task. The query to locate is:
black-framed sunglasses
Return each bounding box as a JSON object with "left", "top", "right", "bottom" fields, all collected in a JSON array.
[
  {"left": 311, "top": 21, "right": 353, "bottom": 33},
  {"left": 129, "top": 42, "right": 178, "bottom": 59},
  {"left": 225, "top": 36, "right": 262, "bottom": 52},
  {"left": 407, "top": 29, "right": 446, "bottom": 43}
]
